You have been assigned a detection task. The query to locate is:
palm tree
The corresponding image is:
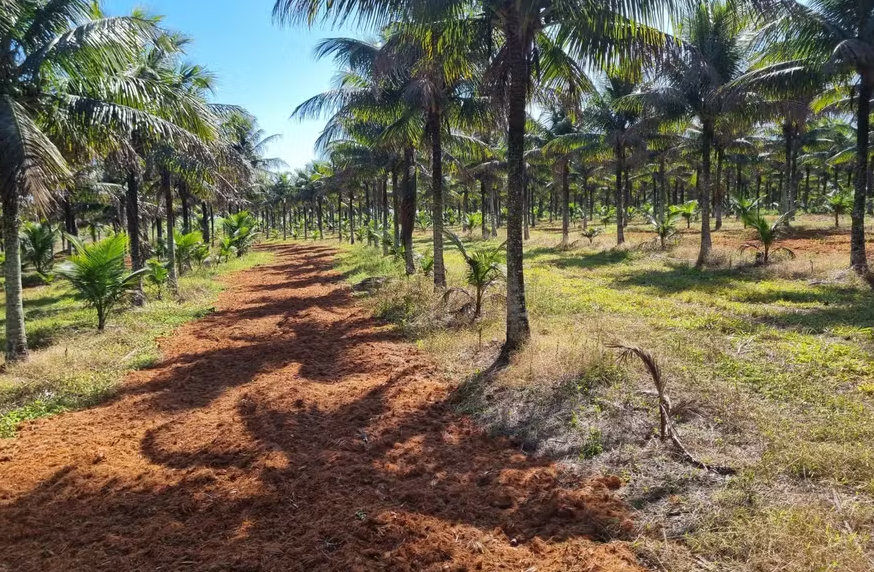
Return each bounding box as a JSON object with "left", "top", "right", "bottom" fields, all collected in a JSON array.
[
  {"left": 0, "top": 2, "right": 196, "bottom": 361},
  {"left": 769, "top": 0, "right": 874, "bottom": 274},
  {"left": 640, "top": 1, "right": 749, "bottom": 266},
  {"left": 119, "top": 32, "right": 223, "bottom": 304},
  {"left": 577, "top": 74, "right": 650, "bottom": 246}
]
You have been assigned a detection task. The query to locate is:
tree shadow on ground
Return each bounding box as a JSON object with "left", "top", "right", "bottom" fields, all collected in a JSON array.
[
  {"left": 612, "top": 263, "right": 874, "bottom": 334},
  {"left": 526, "top": 246, "right": 635, "bottom": 271},
  {"left": 0, "top": 242, "right": 637, "bottom": 572},
  {"left": 610, "top": 264, "right": 760, "bottom": 294}
]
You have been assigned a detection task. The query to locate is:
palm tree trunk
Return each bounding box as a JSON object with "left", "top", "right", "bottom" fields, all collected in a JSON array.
[
  {"left": 381, "top": 176, "right": 389, "bottom": 255},
  {"left": 501, "top": 10, "right": 532, "bottom": 356},
  {"left": 782, "top": 122, "right": 792, "bottom": 216},
  {"left": 616, "top": 146, "right": 625, "bottom": 245},
  {"left": 429, "top": 111, "right": 446, "bottom": 288},
  {"left": 348, "top": 188, "right": 354, "bottom": 244},
  {"left": 461, "top": 187, "right": 469, "bottom": 232},
  {"left": 480, "top": 179, "right": 488, "bottom": 239},
  {"left": 338, "top": 193, "right": 343, "bottom": 243},
  {"left": 490, "top": 179, "right": 498, "bottom": 238},
  {"left": 180, "top": 183, "right": 191, "bottom": 234},
  {"left": 201, "top": 201, "right": 211, "bottom": 243},
  {"left": 714, "top": 148, "right": 724, "bottom": 231},
  {"left": 392, "top": 166, "right": 400, "bottom": 249},
  {"left": 561, "top": 159, "right": 570, "bottom": 246},
  {"left": 63, "top": 194, "right": 76, "bottom": 255},
  {"left": 162, "top": 170, "right": 177, "bottom": 295},
  {"left": 523, "top": 177, "right": 530, "bottom": 240},
  {"left": 3, "top": 189, "right": 28, "bottom": 362},
  {"left": 126, "top": 171, "right": 144, "bottom": 306},
  {"left": 697, "top": 121, "right": 714, "bottom": 267},
  {"left": 851, "top": 77, "right": 871, "bottom": 275},
  {"left": 790, "top": 127, "right": 801, "bottom": 220},
  {"left": 317, "top": 197, "right": 324, "bottom": 238},
  {"left": 401, "top": 146, "right": 416, "bottom": 274}
]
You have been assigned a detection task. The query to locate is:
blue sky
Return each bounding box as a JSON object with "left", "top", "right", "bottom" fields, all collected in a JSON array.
[{"left": 109, "top": 0, "right": 358, "bottom": 171}]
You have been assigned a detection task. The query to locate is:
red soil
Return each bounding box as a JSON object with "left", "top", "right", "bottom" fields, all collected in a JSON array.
[{"left": 0, "top": 244, "right": 643, "bottom": 572}]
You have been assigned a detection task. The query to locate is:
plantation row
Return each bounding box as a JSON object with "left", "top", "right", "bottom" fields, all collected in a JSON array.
[
  {"left": 11, "top": 213, "right": 258, "bottom": 331},
  {"left": 269, "top": 0, "right": 874, "bottom": 359}
]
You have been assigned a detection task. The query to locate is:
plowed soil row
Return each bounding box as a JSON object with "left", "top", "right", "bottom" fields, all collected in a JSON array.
[{"left": 0, "top": 244, "right": 642, "bottom": 572}]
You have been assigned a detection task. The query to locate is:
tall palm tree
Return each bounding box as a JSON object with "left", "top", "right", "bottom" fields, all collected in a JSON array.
[
  {"left": 639, "top": 1, "right": 749, "bottom": 266},
  {"left": 579, "top": 74, "right": 650, "bottom": 245}
]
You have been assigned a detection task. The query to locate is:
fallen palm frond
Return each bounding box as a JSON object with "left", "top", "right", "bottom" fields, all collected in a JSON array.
[{"left": 609, "top": 343, "right": 736, "bottom": 476}]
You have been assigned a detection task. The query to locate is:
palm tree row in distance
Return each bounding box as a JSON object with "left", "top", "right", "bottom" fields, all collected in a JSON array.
[
  {"left": 272, "top": 0, "right": 874, "bottom": 359},
  {"left": 0, "top": 1, "right": 284, "bottom": 362}
]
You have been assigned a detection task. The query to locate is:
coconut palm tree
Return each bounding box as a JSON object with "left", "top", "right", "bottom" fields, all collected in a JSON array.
[
  {"left": 639, "top": 1, "right": 749, "bottom": 267},
  {"left": 566, "top": 73, "right": 651, "bottom": 246}
]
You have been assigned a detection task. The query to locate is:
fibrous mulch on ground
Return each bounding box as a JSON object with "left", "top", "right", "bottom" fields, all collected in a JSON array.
[{"left": 0, "top": 244, "right": 643, "bottom": 572}]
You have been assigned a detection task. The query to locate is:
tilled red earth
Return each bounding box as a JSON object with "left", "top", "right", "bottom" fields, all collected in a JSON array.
[{"left": 0, "top": 244, "right": 643, "bottom": 572}]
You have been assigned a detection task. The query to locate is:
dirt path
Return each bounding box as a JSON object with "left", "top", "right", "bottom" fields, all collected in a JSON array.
[{"left": 0, "top": 244, "right": 642, "bottom": 572}]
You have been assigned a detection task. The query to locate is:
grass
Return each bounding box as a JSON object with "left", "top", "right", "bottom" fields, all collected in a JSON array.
[
  {"left": 0, "top": 249, "right": 272, "bottom": 437},
  {"left": 332, "top": 214, "right": 874, "bottom": 572}
]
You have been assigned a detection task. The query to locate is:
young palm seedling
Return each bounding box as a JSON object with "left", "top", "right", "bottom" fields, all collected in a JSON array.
[
  {"left": 20, "top": 221, "right": 58, "bottom": 279},
  {"left": 580, "top": 227, "right": 602, "bottom": 245},
  {"left": 669, "top": 200, "right": 699, "bottom": 229},
  {"left": 465, "top": 213, "right": 482, "bottom": 234},
  {"left": 217, "top": 237, "right": 238, "bottom": 264},
  {"left": 825, "top": 190, "right": 853, "bottom": 228},
  {"left": 173, "top": 230, "right": 205, "bottom": 276},
  {"left": 646, "top": 212, "right": 681, "bottom": 250},
  {"left": 599, "top": 206, "right": 616, "bottom": 227},
  {"left": 416, "top": 212, "right": 432, "bottom": 232},
  {"left": 221, "top": 211, "right": 260, "bottom": 255},
  {"left": 741, "top": 212, "right": 795, "bottom": 265},
  {"left": 57, "top": 234, "right": 149, "bottom": 331},
  {"left": 418, "top": 250, "right": 435, "bottom": 276},
  {"left": 730, "top": 194, "right": 759, "bottom": 227},
  {"left": 443, "top": 230, "right": 505, "bottom": 318},
  {"left": 145, "top": 257, "right": 170, "bottom": 300}
]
